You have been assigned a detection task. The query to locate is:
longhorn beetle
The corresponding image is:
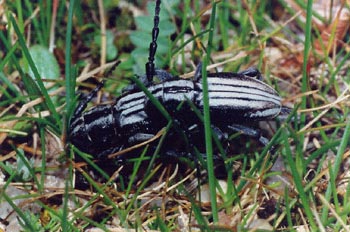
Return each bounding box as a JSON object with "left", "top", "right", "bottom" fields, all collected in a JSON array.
[{"left": 69, "top": 1, "right": 288, "bottom": 158}]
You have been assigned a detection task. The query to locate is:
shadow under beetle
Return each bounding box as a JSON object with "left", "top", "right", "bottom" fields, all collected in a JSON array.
[{"left": 69, "top": 0, "right": 288, "bottom": 159}]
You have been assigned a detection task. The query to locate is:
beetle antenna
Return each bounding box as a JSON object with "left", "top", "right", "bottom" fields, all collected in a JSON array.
[{"left": 145, "top": 0, "right": 161, "bottom": 81}]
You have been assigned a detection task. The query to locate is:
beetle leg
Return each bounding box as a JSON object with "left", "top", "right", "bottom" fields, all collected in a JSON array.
[
  {"left": 72, "top": 81, "right": 104, "bottom": 119},
  {"left": 211, "top": 125, "right": 229, "bottom": 142},
  {"left": 71, "top": 61, "right": 120, "bottom": 119},
  {"left": 227, "top": 124, "right": 269, "bottom": 146},
  {"left": 72, "top": 60, "right": 120, "bottom": 117},
  {"left": 238, "top": 67, "right": 263, "bottom": 80},
  {"left": 193, "top": 63, "right": 202, "bottom": 81}
]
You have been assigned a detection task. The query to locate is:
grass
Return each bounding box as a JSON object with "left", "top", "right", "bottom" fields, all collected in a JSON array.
[{"left": 0, "top": 0, "right": 349, "bottom": 231}]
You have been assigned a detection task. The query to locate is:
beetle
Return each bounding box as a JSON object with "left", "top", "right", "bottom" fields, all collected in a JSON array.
[{"left": 69, "top": 0, "right": 287, "bottom": 159}]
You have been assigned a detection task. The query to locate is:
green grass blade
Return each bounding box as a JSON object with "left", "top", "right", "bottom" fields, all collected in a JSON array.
[
  {"left": 15, "top": 0, "right": 24, "bottom": 33},
  {"left": 321, "top": 119, "right": 350, "bottom": 222},
  {"left": 65, "top": 0, "right": 77, "bottom": 132},
  {"left": 297, "top": 0, "right": 313, "bottom": 173},
  {"left": 23, "top": 0, "right": 45, "bottom": 45},
  {"left": 202, "top": 1, "right": 218, "bottom": 224},
  {"left": 9, "top": 15, "right": 60, "bottom": 128},
  {"left": 283, "top": 129, "right": 317, "bottom": 229},
  {"left": 39, "top": 125, "right": 46, "bottom": 193},
  {"left": 61, "top": 180, "right": 70, "bottom": 232}
]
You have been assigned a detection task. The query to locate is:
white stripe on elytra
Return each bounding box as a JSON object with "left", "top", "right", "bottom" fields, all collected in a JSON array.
[
  {"left": 207, "top": 84, "right": 279, "bottom": 99},
  {"left": 203, "top": 91, "right": 281, "bottom": 106},
  {"left": 207, "top": 77, "right": 272, "bottom": 90},
  {"left": 246, "top": 108, "right": 281, "bottom": 118},
  {"left": 201, "top": 78, "right": 280, "bottom": 98},
  {"left": 198, "top": 97, "right": 280, "bottom": 112}
]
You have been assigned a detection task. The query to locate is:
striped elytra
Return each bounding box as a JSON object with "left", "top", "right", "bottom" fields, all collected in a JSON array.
[{"left": 202, "top": 74, "right": 282, "bottom": 121}]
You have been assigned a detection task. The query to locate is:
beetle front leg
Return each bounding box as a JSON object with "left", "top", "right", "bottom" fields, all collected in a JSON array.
[
  {"left": 71, "top": 61, "right": 120, "bottom": 120},
  {"left": 72, "top": 81, "right": 104, "bottom": 120}
]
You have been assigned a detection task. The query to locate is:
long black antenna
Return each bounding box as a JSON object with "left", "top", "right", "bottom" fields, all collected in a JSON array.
[{"left": 145, "top": 0, "right": 161, "bottom": 81}]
